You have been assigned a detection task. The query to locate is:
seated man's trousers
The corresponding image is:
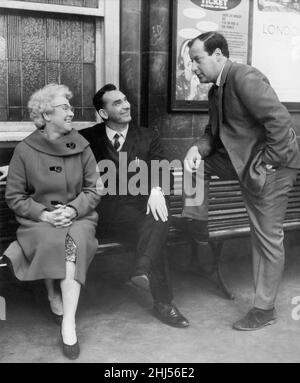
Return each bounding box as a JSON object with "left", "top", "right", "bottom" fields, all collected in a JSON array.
[{"left": 100, "top": 199, "right": 173, "bottom": 304}]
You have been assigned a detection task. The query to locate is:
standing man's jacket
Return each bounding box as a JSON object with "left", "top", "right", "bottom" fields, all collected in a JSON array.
[{"left": 198, "top": 60, "right": 300, "bottom": 195}]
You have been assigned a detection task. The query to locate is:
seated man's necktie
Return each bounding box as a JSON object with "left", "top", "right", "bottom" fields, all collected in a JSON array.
[{"left": 113, "top": 133, "right": 121, "bottom": 151}]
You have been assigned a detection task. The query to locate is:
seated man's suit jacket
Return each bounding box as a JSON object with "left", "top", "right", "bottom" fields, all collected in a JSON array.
[{"left": 80, "top": 122, "right": 171, "bottom": 225}]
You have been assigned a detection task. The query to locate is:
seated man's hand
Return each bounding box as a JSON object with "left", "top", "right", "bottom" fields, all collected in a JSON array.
[
  {"left": 146, "top": 188, "right": 168, "bottom": 222},
  {"left": 184, "top": 146, "right": 202, "bottom": 173},
  {"left": 0, "top": 165, "right": 9, "bottom": 181}
]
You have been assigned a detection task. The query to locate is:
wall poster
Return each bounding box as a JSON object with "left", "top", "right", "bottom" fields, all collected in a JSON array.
[
  {"left": 170, "top": 0, "right": 251, "bottom": 111},
  {"left": 251, "top": 0, "right": 300, "bottom": 111}
]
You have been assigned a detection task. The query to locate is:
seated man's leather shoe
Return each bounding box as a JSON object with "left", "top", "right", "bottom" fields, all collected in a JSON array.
[
  {"left": 153, "top": 302, "right": 189, "bottom": 328},
  {"left": 233, "top": 307, "right": 276, "bottom": 331},
  {"left": 130, "top": 273, "right": 150, "bottom": 291}
]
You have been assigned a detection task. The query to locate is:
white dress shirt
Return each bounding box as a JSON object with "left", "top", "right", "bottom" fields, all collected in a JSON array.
[{"left": 105, "top": 125, "right": 129, "bottom": 151}]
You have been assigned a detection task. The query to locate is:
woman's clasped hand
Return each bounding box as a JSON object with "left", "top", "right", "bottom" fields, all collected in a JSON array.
[{"left": 39, "top": 205, "right": 77, "bottom": 228}]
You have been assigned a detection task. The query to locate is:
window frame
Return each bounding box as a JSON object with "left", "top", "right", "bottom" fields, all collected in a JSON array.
[{"left": 0, "top": 0, "right": 120, "bottom": 141}]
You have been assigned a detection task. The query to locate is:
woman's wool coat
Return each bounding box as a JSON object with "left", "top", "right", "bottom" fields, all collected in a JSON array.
[{"left": 5, "top": 129, "right": 101, "bottom": 285}]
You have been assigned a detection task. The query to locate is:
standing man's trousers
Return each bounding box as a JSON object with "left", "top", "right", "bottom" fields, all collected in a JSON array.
[{"left": 183, "top": 149, "right": 298, "bottom": 309}]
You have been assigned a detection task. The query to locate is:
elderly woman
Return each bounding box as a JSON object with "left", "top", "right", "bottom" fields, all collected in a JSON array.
[{"left": 4, "top": 84, "right": 101, "bottom": 359}]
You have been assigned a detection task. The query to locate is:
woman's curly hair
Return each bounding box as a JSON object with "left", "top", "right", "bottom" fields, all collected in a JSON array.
[{"left": 28, "top": 84, "right": 73, "bottom": 129}]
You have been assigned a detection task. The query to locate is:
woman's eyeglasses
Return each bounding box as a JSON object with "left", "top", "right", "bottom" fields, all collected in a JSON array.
[{"left": 53, "top": 104, "right": 74, "bottom": 113}]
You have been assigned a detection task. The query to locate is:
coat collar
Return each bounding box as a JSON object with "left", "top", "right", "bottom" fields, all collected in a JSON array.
[
  {"left": 219, "top": 59, "right": 232, "bottom": 88},
  {"left": 24, "top": 128, "right": 89, "bottom": 156}
]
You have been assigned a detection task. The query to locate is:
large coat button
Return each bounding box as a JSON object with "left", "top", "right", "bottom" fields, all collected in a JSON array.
[
  {"left": 66, "top": 142, "right": 76, "bottom": 149},
  {"left": 49, "top": 166, "right": 62, "bottom": 173}
]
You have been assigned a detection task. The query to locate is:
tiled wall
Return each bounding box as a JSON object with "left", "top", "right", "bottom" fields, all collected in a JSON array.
[
  {"left": 0, "top": 12, "right": 96, "bottom": 122},
  {"left": 120, "top": 0, "right": 300, "bottom": 162}
]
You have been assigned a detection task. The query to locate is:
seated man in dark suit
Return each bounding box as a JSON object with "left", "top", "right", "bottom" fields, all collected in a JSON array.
[{"left": 80, "top": 84, "right": 189, "bottom": 328}]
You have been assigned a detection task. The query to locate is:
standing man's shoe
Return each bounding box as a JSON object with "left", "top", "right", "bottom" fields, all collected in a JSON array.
[
  {"left": 153, "top": 302, "right": 189, "bottom": 328},
  {"left": 233, "top": 307, "right": 276, "bottom": 331}
]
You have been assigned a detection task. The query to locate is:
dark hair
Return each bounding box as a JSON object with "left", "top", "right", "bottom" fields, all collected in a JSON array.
[
  {"left": 93, "top": 83, "right": 117, "bottom": 112},
  {"left": 188, "top": 32, "right": 229, "bottom": 58}
]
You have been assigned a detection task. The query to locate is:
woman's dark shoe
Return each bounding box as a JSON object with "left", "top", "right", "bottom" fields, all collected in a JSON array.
[
  {"left": 48, "top": 294, "right": 63, "bottom": 325},
  {"left": 60, "top": 327, "right": 80, "bottom": 360}
]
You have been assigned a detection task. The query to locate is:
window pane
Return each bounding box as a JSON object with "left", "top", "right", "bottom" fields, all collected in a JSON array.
[
  {"left": 61, "top": 19, "right": 82, "bottom": 62},
  {"left": 0, "top": 61, "right": 7, "bottom": 108},
  {"left": 8, "top": 61, "right": 21, "bottom": 106},
  {"left": 7, "top": 15, "right": 22, "bottom": 60},
  {"left": 0, "top": 15, "right": 7, "bottom": 60},
  {"left": 0, "top": 12, "right": 96, "bottom": 122},
  {"left": 22, "top": 17, "right": 46, "bottom": 60},
  {"left": 23, "top": 61, "right": 46, "bottom": 107},
  {"left": 46, "top": 62, "right": 60, "bottom": 84},
  {"left": 83, "top": 21, "right": 95, "bottom": 63},
  {"left": 8, "top": 108, "right": 22, "bottom": 121},
  {"left": 83, "top": 63, "right": 95, "bottom": 106},
  {"left": 16, "top": 0, "right": 99, "bottom": 7},
  {"left": 61, "top": 62, "right": 82, "bottom": 106},
  {"left": 0, "top": 109, "right": 7, "bottom": 121},
  {"left": 46, "top": 19, "right": 60, "bottom": 61}
]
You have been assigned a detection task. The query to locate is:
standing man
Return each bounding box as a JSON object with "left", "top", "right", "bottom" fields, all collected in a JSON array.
[
  {"left": 80, "top": 84, "right": 189, "bottom": 328},
  {"left": 183, "top": 32, "right": 300, "bottom": 330}
]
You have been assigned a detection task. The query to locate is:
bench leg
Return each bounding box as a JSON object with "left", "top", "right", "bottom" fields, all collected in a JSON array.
[
  {"left": 193, "top": 240, "right": 235, "bottom": 300},
  {"left": 210, "top": 241, "right": 234, "bottom": 300}
]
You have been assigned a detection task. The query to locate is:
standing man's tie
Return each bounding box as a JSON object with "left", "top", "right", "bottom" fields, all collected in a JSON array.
[
  {"left": 113, "top": 133, "right": 120, "bottom": 151},
  {"left": 213, "top": 84, "right": 219, "bottom": 112}
]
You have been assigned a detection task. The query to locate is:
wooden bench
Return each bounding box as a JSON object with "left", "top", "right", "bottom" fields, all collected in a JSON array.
[{"left": 1, "top": 170, "right": 300, "bottom": 300}]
